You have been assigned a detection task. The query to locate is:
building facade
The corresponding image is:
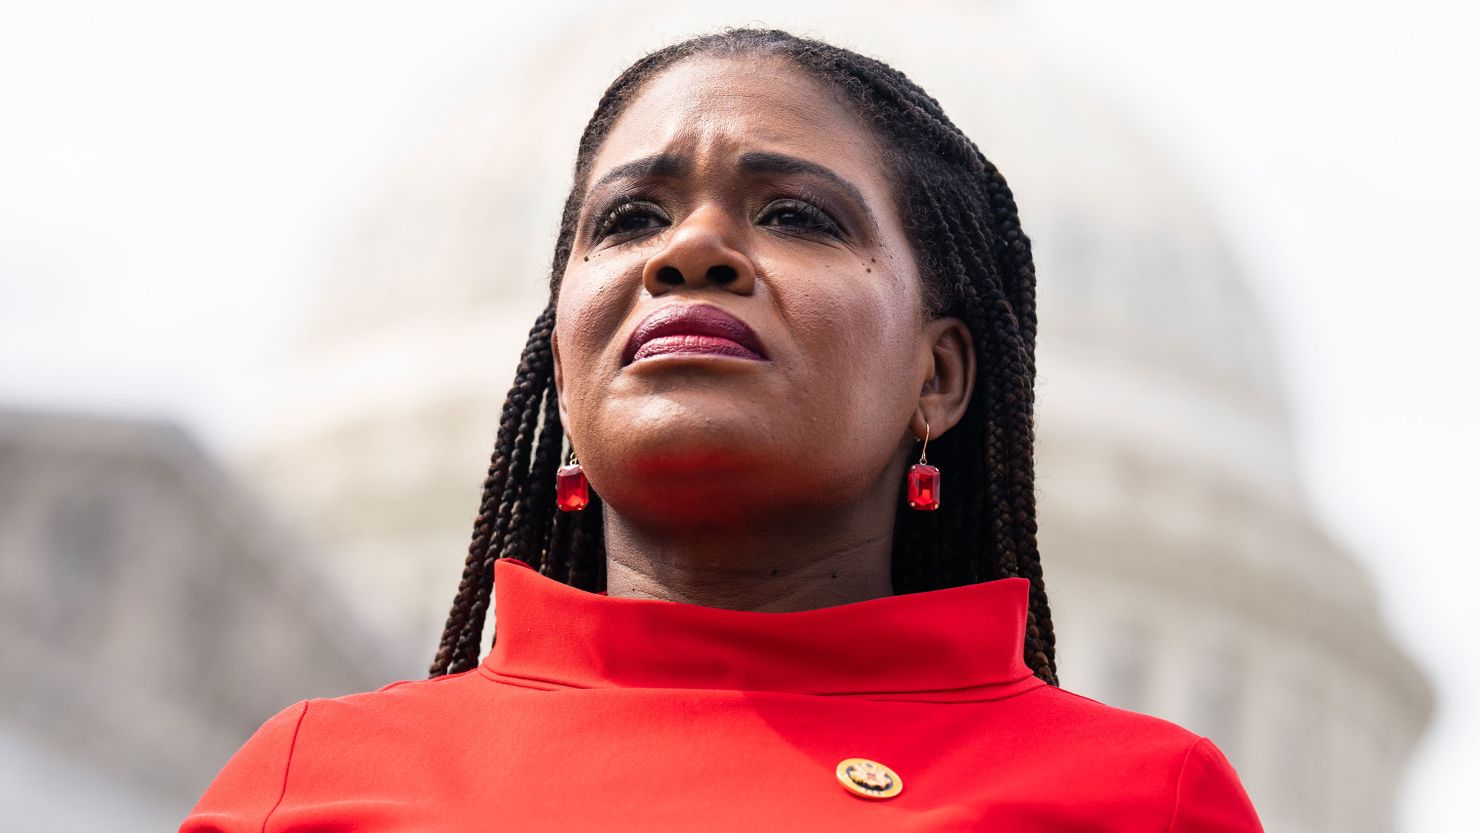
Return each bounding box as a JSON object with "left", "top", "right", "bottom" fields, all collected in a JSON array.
[{"left": 0, "top": 408, "right": 398, "bottom": 828}]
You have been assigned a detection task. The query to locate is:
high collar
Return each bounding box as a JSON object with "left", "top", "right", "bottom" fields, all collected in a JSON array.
[{"left": 479, "top": 559, "right": 1044, "bottom": 702}]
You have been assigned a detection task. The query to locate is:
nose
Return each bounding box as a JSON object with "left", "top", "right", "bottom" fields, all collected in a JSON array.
[{"left": 641, "top": 203, "right": 757, "bottom": 297}]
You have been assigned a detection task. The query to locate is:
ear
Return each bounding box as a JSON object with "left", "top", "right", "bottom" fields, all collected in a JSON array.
[
  {"left": 911, "top": 317, "right": 975, "bottom": 442},
  {"left": 552, "top": 328, "right": 570, "bottom": 434}
]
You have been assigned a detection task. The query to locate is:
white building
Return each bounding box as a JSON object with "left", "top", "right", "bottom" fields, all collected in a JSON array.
[
  {"left": 0, "top": 407, "right": 398, "bottom": 829},
  {"left": 245, "top": 4, "right": 1432, "bottom": 832}
]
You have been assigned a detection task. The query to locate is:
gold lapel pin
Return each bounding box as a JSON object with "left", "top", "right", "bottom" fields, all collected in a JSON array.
[{"left": 835, "top": 757, "right": 903, "bottom": 800}]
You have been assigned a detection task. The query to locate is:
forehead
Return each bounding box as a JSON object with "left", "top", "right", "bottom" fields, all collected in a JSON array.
[{"left": 589, "top": 55, "right": 886, "bottom": 187}]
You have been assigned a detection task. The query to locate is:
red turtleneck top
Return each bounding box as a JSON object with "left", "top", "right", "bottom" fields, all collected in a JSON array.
[{"left": 182, "top": 559, "right": 1263, "bottom": 832}]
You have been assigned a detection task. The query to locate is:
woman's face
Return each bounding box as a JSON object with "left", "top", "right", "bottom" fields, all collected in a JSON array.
[{"left": 553, "top": 55, "right": 970, "bottom": 528}]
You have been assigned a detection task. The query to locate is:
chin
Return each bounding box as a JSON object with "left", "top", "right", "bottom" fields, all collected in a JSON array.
[
  {"left": 596, "top": 394, "right": 780, "bottom": 460},
  {"left": 595, "top": 464, "right": 782, "bottom": 529},
  {"left": 583, "top": 428, "right": 787, "bottom": 517},
  {"left": 606, "top": 430, "right": 776, "bottom": 479}
]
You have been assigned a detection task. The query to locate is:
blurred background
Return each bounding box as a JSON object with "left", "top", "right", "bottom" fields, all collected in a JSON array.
[{"left": 1, "top": 1, "right": 1474, "bottom": 831}]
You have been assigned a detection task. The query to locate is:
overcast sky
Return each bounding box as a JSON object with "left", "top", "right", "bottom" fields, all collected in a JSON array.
[{"left": 1, "top": 2, "right": 1475, "bottom": 830}]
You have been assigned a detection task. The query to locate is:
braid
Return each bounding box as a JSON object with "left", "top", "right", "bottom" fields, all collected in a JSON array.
[
  {"left": 429, "top": 303, "right": 558, "bottom": 677},
  {"left": 520, "top": 384, "right": 564, "bottom": 570},
  {"left": 431, "top": 28, "right": 1059, "bottom": 686}
]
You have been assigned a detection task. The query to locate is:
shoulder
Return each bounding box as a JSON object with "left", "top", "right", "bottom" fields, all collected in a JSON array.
[
  {"left": 181, "top": 699, "right": 312, "bottom": 831},
  {"left": 226, "top": 671, "right": 489, "bottom": 779},
  {"left": 1027, "top": 684, "right": 1200, "bottom": 742},
  {"left": 1008, "top": 685, "right": 1264, "bottom": 831},
  {"left": 181, "top": 671, "right": 488, "bottom": 831},
  {"left": 288, "top": 667, "right": 490, "bottom": 742}
]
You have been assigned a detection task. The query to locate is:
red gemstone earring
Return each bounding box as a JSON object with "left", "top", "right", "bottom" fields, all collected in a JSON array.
[
  {"left": 556, "top": 445, "right": 589, "bottom": 512},
  {"left": 907, "top": 422, "right": 940, "bottom": 511}
]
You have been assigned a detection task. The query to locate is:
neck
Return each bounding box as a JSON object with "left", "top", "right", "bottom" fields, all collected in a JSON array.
[{"left": 602, "top": 496, "right": 896, "bottom": 612}]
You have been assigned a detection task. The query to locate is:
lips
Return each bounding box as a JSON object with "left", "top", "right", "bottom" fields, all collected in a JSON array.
[{"left": 623, "top": 304, "right": 769, "bottom": 365}]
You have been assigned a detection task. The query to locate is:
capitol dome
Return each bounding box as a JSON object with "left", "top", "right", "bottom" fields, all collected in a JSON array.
[{"left": 247, "top": 4, "right": 1430, "bottom": 831}]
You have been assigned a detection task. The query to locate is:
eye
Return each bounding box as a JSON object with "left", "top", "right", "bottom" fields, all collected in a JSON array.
[
  {"left": 595, "top": 199, "right": 669, "bottom": 241},
  {"left": 759, "top": 198, "right": 842, "bottom": 238}
]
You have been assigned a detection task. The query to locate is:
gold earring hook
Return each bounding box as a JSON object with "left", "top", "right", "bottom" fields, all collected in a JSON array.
[{"left": 919, "top": 422, "right": 931, "bottom": 465}]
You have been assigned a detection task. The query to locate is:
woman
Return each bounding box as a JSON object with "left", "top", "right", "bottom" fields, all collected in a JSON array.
[{"left": 183, "top": 29, "right": 1263, "bottom": 832}]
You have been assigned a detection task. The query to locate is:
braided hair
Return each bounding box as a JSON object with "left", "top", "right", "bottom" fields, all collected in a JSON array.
[{"left": 430, "top": 28, "right": 1057, "bottom": 685}]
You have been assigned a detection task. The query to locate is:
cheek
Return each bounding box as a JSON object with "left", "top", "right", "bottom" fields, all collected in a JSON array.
[
  {"left": 787, "top": 270, "right": 922, "bottom": 429},
  {"left": 555, "top": 265, "right": 635, "bottom": 410}
]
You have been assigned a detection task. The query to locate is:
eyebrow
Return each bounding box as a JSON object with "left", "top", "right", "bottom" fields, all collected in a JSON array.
[
  {"left": 736, "top": 151, "right": 878, "bottom": 231},
  {"left": 584, "top": 150, "right": 879, "bottom": 232},
  {"left": 587, "top": 153, "right": 691, "bottom": 198}
]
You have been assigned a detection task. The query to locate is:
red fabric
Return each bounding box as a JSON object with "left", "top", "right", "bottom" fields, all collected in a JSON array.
[{"left": 183, "top": 559, "right": 1263, "bottom": 832}]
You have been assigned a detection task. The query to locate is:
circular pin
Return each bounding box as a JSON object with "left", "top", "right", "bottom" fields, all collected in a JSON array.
[{"left": 835, "top": 757, "right": 903, "bottom": 799}]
